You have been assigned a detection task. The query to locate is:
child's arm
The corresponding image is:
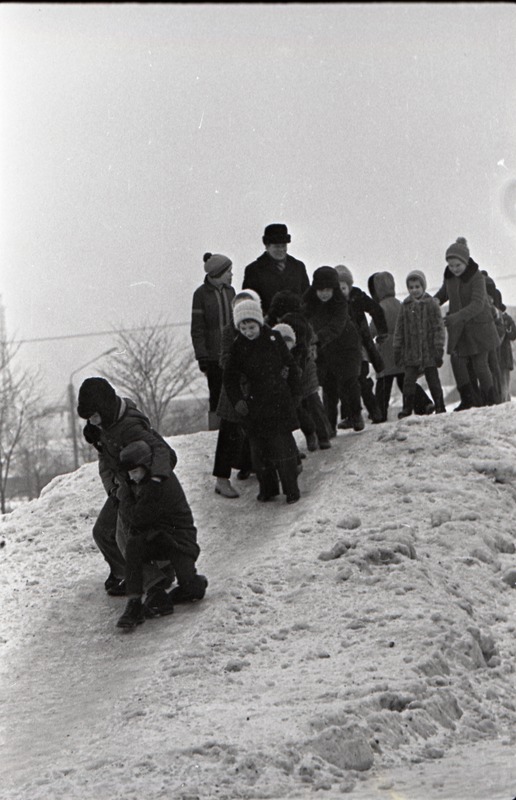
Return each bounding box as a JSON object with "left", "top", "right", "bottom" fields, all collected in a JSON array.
[{"left": 392, "top": 309, "right": 405, "bottom": 368}]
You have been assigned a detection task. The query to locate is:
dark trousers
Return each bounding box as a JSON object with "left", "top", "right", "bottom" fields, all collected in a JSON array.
[
  {"left": 249, "top": 431, "right": 299, "bottom": 498},
  {"left": 322, "top": 372, "right": 362, "bottom": 432},
  {"left": 125, "top": 533, "right": 197, "bottom": 596},
  {"left": 341, "top": 361, "right": 381, "bottom": 421},
  {"left": 403, "top": 366, "right": 443, "bottom": 404},
  {"left": 298, "top": 392, "right": 332, "bottom": 444},
  {"left": 451, "top": 352, "right": 493, "bottom": 398},
  {"left": 206, "top": 363, "right": 224, "bottom": 413},
  {"left": 212, "top": 419, "right": 246, "bottom": 478},
  {"left": 92, "top": 496, "right": 126, "bottom": 579},
  {"left": 375, "top": 373, "right": 433, "bottom": 421}
]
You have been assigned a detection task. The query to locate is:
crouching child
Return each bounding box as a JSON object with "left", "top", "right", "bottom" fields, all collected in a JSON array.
[{"left": 115, "top": 440, "right": 207, "bottom": 630}]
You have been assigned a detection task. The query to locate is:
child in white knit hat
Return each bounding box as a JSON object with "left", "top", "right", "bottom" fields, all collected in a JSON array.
[{"left": 224, "top": 301, "right": 302, "bottom": 504}]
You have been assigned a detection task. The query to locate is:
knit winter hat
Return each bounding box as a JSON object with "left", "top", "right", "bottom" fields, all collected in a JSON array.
[
  {"left": 119, "top": 440, "right": 153, "bottom": 470},
  {"left": 77, "top": 377, "right": 117, "bottom": 420},
  {"left": 272, "top": 323, "right": 296, "bottom": 345},
  {"left": 203, "top": 252, "right": 233, "bottom": 278},
  {"left": 233, "top": 299, "right": 264, "bottom": 328},
  {"left": 445, "top": 237, "right": 470, "bottom": 266},
  {"left": 406, "top": 270, "right": 427, "bottom": 291},
  {"left": 262, "top": 223, "right": 291, "bottom": 245},
  {"left": 335, "top": 264, "right": 354, "bottom": 287},
  {"left": 312, "top": 266, "right": 340, "bottom": 291},
  {"left": 232, "top": 289, "right": 262, "bottom": 307}
]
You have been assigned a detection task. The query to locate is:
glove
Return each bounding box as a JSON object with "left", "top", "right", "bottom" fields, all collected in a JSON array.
[
  {"left": 198, "top": 358, "right": 209, "bottom": 374},
  {"left": 235, "top": 399, "right": 249, "bottom": 416},
  {"left": 435, "top": 355, "right": 443, "bottom": 368}
]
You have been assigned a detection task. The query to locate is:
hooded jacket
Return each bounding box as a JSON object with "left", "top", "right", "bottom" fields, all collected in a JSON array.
[{"left": 367, "top": 272, "right": 402, "bottom": 377}]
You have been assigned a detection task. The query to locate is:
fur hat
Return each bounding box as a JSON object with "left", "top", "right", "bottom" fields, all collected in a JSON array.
[
  {"left": 335, "top": 264, "right": 354, "bottom": 287},
  {"left": 233, "top": 299, "right": 264, "bottom": 328},
  {"left": 406, "top": 270, "right": 427, "bottom": 291},
  {"left": 77, "top": 377, "right": 117, "bottom": 420},
  {"left": 262, "top": 223, "right": 291, "bottom": 245},
  {"left": 203, "top": 252, "right": 232, "bottom": 278},
  {"left": 119, "top": 440, "right": 153, "bottom": 470},
  {"left": 445, "top": 237, "right": 470, "bottom": 266},
  {"left": 272, "top": 323, "right": 296, "bottom": 345},
  {"left": 311, "top": 266, "right": 340, "bottom": 291},
  {"left": 233, "top": 289, "right": 262, "bottom": 307}
]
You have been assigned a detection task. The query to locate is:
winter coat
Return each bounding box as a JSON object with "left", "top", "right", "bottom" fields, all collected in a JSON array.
[
  {"left": 368, "top": 272, "right": 403, "bottom": 377},
  {"left": 347, "top": 285, "right": 387, "bottom": 369},
  {"left": 242, "top": 252, "right": 309, "bottom": 314},
  {"left": 117, "top": 474, "right": 199, "bottom": 560},
  {"left": 302, "top": 286, "right": 362, "bottom": 380},
  {"left": 83, "top": 397, "right": 177, "bottom": 498},
  {"left": 500, "top": 312, "right": 516, "bottom": 371},
  {"left": 393, "top": 293, "right": 446, "bottom": 369},
  {"left": 190, "top": 278, "right": 235, "bottom": 364},
  {"left": 281, "top": 311, "right": 320, "bottom": 398},
  {"left": 223, "top": 325, "right": 302, "bottom": 436},
  {"left": 433, "top": 259, "right": 500, "bottom": 357}
]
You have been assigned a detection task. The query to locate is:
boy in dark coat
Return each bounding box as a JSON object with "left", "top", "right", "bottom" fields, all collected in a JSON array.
[
  {"left": 335, "top": 264, "right": 387, "bottom": 426},
  {"left": 77, "top": 377, "right": 177, "bottom": 607},
  {"left": 191, "top": 252, "right": 235, "bottom": 431},
  {"left": 242, "top": 223, "right": 310, "bottom": 314},
  {"left": 302, "top": 266, "right": 364, "bottom": 434},
  {"left": 393, "top": 270, "right": 446, "bottom": 417},
  {"left": 115, "top": 440, "right": 206, "bottom": 629},
  {"left": 224, "top": 299, "right": 302, "bottom": 504}
]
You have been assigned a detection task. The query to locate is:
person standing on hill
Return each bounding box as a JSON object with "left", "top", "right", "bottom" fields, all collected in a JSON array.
[
  {"left": 368, "top": 271, "right": 434, "bottom": 421},
  {"left": 77, "top": 377, "right": 177, "bottom": 614},
  {"left": 191, "top": 252, "right": 235, "bottom": 431},
  {"left": 433, "top": 237, "right": 500, "bottom": 410},
  {"left": 242, "top": 223, "right": 309, "bottom": 314},
  {"left": 393, "top": 270, "right": 446, "bottom": 418}
]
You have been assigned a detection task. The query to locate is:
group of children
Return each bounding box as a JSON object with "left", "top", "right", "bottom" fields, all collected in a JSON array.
[{"left": 77, "top": 232, "right": 514, "bottom": 631}]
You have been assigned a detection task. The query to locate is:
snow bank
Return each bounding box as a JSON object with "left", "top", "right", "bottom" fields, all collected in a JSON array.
[{"left": 1, "top": 405, "right": 516, "bottom": 799}]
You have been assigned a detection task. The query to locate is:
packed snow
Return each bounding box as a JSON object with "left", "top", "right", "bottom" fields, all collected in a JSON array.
[{"left": 1, "top": 403, "right": 516, "bottom": 800}]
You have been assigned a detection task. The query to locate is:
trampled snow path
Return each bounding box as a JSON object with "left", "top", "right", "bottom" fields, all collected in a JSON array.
[{"left": 1, "top": 405, "right": 516, "bottom": 799}]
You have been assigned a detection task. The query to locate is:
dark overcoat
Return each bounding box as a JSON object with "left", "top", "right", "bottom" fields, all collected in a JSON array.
[
  {"left": 223, "top": 325, "right": 301, "bottom": 436},
  {"left": 242, "top": 253, "right": 309, "bottom": 313},
  {"left": 302, "top": 287, "right": 362, "bottom": 380},
  {"left": 434, "top": 259, "right": 500, "bottom": 357}
]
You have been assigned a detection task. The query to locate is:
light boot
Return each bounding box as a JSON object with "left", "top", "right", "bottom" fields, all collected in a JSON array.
[{"left": 215, "top": 477, "right": 240, "bottom": 498}]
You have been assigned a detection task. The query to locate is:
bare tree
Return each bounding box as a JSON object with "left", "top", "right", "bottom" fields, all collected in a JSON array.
[
  {"left": 103, "top": 321, "right": 199, "bottom": 432},
  {"left": 0, "top": 339, "right": 41, "bottom": 513}
]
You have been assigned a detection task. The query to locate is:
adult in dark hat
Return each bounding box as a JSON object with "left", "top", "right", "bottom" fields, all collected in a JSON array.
[
  {"left": 77, "top": 376, "right": 178, "bottom": 611},
  {"left": 242, "top": 223, "right": 309, "bottom": 314}
]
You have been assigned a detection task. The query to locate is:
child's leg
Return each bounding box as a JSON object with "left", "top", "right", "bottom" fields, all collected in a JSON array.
[
  {"left": 249, "top": 435, "right": 280, "bottom": 499},
  {"left": 469, "top": 351, "right": 495, "bottom": 403},
  {"left": 305, "top": 392, "right": 332, "bottom": 444},
  {"left": 268, "top": 432, "right": 300, "bottom": 500},
  {"left": 425, "top": 366, "right": 445, "bottom": 412},
  {"left": 93, "top": 496, "right": 125, "bottom": 585},
  {"left": 212, "top": 419, "right": 242, "bottom": 479},
  {"left": 399, "top": 366, "right": 418, "bottom": 417}
]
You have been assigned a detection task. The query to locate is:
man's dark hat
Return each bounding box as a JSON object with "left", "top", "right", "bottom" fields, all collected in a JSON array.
[{"left": 262, "top": 223, "right": 291, "bottom": 245}]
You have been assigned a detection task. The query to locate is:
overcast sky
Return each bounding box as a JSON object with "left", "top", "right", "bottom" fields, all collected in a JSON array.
[{"left": 1, "top": 3, "right": 515, "bottom": 406}]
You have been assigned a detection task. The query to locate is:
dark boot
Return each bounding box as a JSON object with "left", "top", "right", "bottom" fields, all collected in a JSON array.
[
  {"left": 116, "top": 597, "right": 145, "bottom": 629},
  {"left": 453, "top": 384, "right": 475, "bottom": 412},
  {"left": 169, "top": 575, "right": 208, "bottom": 604},
  {"left": 143, "top": 578, "right": 176, "bottom": 618},
  {"left": 352, "top": 413, "right": 365, "bottom": 432},
  {"left": 433, "top": 392, "right": 447, "bottom": 414},
  {"left": 305, "top": 432, "right": 319, "bottom": 452},
  {"left": 106, "top": 576, "right": 126, "bottom": 597},
  {"left": 398, "top": 394, "right": 415, "bottom": 419}
]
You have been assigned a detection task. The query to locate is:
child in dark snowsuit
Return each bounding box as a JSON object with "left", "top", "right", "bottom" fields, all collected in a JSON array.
[
  {"left": 302, "top": 266, "right": 364, "bottom": 435},
  {"left": 77, "top": 377, "right": 177, "bottom": 607},
  {"left": 224, "top": 299, "right": 302, "bottom": 504},
  {"left": 393, "top": 270, "right": 446, "bottom": 417},
  {"left": 115, "top": 440, "right": 207, "bottom": 629},
  {"left": 267, "top": 289, "right": 332, "bottom": 451},
  {"left": 335, "top": 264, "right": 387, "bottom": 427}
]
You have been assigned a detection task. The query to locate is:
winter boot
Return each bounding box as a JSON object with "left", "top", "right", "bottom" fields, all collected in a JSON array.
[
  {"left": 305, "top": 432, "right": 319, "bottom": 452},
  {"left": 104, "top": 571, "right": 122, "bottom": 593},
  {"left": 318, "top": 439, "right": 332, "bottom": 450},
  {"left": 337, "top": 417, "right": 353, "bottom": 430},
  {"left": 352, "top": 413, "right": 365, "bottom": 432},
  {"left": 433, "top": 392, "right": 447, "bottom": 414},
  {"left": 215, "top": 477, "right": 240, "bottom": 498},
  {"left": 169, "top": 575, "right": 208, "bottom": 604},
  {"left": 143, "top": 587, "right": 175, "bottom": 618},
  {"left": 398, "top": 394, "right": 415, "bottom": 419},
  {"left": 106, "top": 577, "right": 126, "bottom": 597},
  {"left": 286, "top": 492, "right": 301, "bottom": 505},
  {"left": 116, "top": 597, "right": 145, "bottom": 630},
  {"left": 453, "top": 384, "right": 475, "bottom": 412}
]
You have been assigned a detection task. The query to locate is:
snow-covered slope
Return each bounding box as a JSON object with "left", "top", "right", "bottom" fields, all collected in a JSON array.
[{"left": 1, "top": 405, "right": 516, "bottom": 800}]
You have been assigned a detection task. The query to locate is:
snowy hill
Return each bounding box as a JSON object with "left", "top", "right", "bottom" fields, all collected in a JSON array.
[{"left": 1, "top": 405, "right": 516, "bottom": 800}]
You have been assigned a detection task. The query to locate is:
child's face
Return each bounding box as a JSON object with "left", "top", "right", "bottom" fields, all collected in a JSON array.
[
  {"left": 88, "top": 412, "right": 102, "bottom": 426},
  {"left": 316, "top": 288, "right": 333, "bottom": 303},
  {"left": 407, "top": 279, "right": 424, "bottom": 300},
  {"left": 211, "top": 267, "right": 233, "bottom": 287},
  {"left": 128, "top": 466, "right": 147, "bottom": 483},
  {"left": 447, "top": 258, "right": 467, "bottom": 277},
  {"left": 239, "top": 320, "right": 261, "bottom": 340},
  {"left": 283, "top": 336, "right": 295, "bottom": 350},
  {"left": 339, "top": 281, "right": 350, "bottom": 298}
]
